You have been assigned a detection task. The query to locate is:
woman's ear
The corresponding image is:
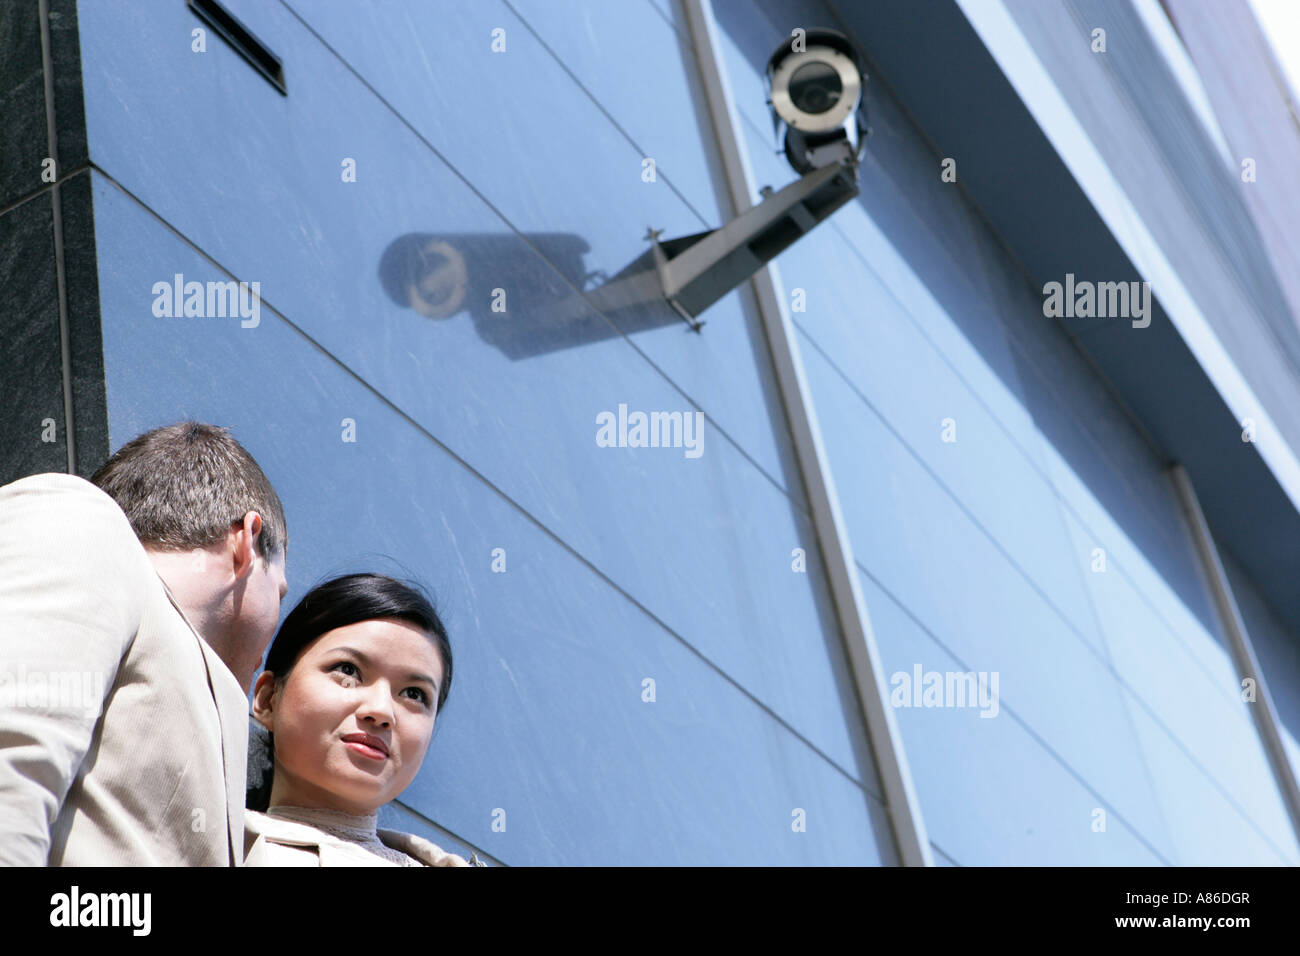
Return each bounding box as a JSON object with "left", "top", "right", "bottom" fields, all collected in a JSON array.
[{"left": 251, "top": 671, "right": 278, "bottom": 731}]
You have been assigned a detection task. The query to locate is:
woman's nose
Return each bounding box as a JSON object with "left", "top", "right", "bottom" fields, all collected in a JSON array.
[{"left": 357, "top": 683, "right": 395, "bottom": 727}]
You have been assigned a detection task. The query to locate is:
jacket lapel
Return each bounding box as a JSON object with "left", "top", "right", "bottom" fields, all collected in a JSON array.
[
  {"left": 196, "top": 637, "right": 250, "bottom": 866},
  {"left": 158, "top": 579, "right": 247, "bottom": 866}
]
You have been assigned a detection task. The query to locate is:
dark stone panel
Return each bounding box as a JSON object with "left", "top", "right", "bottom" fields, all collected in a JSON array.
[
  {"left": 59, "top": 169, "right": 107, "bottom": 477},
  {"left": 0, "top": 1, "right": 50, "bottom": 212},
  {"left": 0, "top": 191, "right": 68, "bottom": 483},
  {"left": 50, "top": 0, "right": 89, "bottom": 177}
]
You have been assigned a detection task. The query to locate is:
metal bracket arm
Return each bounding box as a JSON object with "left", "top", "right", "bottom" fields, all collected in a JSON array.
[{"left": 648, "top": 160, "right": 860, "bottom": 321}]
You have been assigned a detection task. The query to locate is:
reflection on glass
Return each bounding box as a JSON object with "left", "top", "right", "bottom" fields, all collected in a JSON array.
[{"left": 378, "top": 231, "right": 691, "bottom": 359}]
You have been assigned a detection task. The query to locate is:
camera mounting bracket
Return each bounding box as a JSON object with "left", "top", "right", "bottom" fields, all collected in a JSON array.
[{"left": 646, "top": 159, "right": 860, "bottom": 325}]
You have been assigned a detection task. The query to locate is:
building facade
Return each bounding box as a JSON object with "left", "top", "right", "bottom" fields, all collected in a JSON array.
[{"left": 3, "top": 0, "right": 1299, "bottom": 865}]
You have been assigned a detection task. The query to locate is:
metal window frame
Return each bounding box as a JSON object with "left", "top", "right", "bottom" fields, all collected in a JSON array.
[
  {"left": 681, "top": 0, "right": 932, "bottom": 866},
  {"left": 38, "top": 0, "right": 77, "bottom": 475},
  {"left": 1170, "top": 463, "right": 1300, "bottom": 846}
]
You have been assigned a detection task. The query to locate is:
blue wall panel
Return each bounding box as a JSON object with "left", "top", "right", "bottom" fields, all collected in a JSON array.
[
  {"left": 715, "top": 0, "right": 1300, "bottom": 863},
  {"left": 91, "top": 171, "right": 896, "bottom": 864},
  {"left": 78, "top": 0, "right": 902, "bottom": 864},
  {"left": 70, "top": 0, "right": 1299, "bottom": 865}
]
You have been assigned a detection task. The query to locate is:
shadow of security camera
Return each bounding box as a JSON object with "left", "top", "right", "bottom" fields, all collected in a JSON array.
[{"left": 378, "top": 232, "right": 689, "bottom": 361}]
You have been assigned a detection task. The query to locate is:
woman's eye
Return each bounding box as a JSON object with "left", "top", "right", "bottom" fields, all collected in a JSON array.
[
  {"left": 402, "top": 687, "right": 431, "bottom": 706},
  {"left": 330, "top": 661, "right": 360, "bottom": 679}
]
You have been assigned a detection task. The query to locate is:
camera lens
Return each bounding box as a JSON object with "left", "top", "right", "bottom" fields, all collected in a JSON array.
[{"left": 788, "top": 61, "right": 842, "bottom": 114}]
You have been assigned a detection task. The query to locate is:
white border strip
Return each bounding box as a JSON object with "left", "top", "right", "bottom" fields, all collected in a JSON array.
[
  {"left": 683, "top": 0, "right": 933, "bottom": 866},
  {"left": 956, "top": 0, "right": 1300, "bottom": 517}
]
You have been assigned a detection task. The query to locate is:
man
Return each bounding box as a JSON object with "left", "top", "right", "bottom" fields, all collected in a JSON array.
[{"left": 0, "top": 421, "right": 288, "bottom": 865}]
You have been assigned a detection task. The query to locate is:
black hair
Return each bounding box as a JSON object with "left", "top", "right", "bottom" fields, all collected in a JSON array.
[{"left": 246, "top": 573, "right": 452, "bottom": 812}]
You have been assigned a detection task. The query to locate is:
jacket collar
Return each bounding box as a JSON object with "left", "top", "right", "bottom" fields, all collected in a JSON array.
[
  {"left": 245, "top": 809, "right": 472, "bottom": 866},
  {"left": 158, "top": 576, "right": 248, "bottom": 866}
]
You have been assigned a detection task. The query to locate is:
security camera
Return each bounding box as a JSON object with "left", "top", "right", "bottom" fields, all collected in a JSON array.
[
  {"left": 765, "top": 29, "right": 868, "bottom": 174},
  {"left": 639, "top": 29, "right": 867, "bottom": 322}
]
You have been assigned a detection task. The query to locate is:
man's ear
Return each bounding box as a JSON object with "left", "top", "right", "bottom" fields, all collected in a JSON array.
[
  {"left": 251, "top": 670, "right": 278, "bottom": 731},
  {"left": 230, "top": 511, "right": 264, "bottom": 582}
]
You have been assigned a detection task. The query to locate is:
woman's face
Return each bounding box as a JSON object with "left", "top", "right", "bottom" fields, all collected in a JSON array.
[{"left": 253, "top": 618, "right": 445, "bottom": 815}]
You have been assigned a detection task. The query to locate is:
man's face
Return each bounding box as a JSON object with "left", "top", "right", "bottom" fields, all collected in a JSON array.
[{"left": 230, "top": 544, "right": 288, "bottom": 693}]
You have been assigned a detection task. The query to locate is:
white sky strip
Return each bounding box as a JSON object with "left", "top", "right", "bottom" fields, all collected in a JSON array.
[{"left": 1250, "top": 0, "right": 1300, "bottom": 122}]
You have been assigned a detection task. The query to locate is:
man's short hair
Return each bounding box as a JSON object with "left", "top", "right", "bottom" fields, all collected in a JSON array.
[{"left": 90, "top": 421, "right": 287, "bottom": 561}]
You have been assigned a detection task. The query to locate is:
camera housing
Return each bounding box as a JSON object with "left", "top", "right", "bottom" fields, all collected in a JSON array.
[
  {"left": 765, "top": 29, "right": 868, "bottom": 174},
  {"left": 606, "top": 27, "right": 870, "bottom": 323}
]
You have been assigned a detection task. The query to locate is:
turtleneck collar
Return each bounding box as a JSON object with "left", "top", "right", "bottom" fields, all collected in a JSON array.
[{"left": 266, "top": 804, "right": 380, "bottom": 843}]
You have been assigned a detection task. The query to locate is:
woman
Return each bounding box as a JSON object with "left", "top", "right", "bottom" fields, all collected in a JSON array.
[{"left": 244, "top": 572, "right": 483, "bottom": 866}]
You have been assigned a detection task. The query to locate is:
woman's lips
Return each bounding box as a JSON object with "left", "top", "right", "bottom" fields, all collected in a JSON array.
[{"left": 342, "top": 733, "right": 389, "bottom": 760}]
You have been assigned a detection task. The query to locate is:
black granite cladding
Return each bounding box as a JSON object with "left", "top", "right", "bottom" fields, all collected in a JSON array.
[
  {"left": 0, "top": 0, "right": 88, "bottom": 212},
  {"left": 0, "top": 1, "right": 49, "bottom": 213},
  {"left": 0, "top": 1, "right": 104, "bottom": 484},
  {"left": 0, "top": 190, "right": 68, "bottom": 483},
  {"left": 61, "top": 170, "right": 108, "bottom": 478},
  {"left": 49, "top": 0, "right": 89, "bottom": 179}
]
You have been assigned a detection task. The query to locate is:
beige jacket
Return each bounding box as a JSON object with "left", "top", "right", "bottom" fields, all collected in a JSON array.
[
  {"left": 244, "top": 809, "right": 479, "bottom": 866},
  {"left": 0, "top": 473, "right": 249, "bottom": 866}
]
